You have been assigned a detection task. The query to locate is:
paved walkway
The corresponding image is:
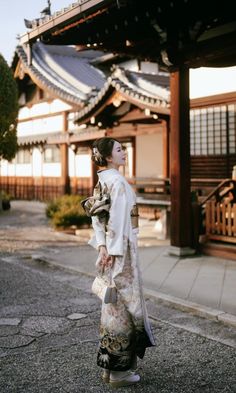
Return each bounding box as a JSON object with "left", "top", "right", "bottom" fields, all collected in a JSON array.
[{"left": 1, "top": 200, "right": 236, "bottom": 328}]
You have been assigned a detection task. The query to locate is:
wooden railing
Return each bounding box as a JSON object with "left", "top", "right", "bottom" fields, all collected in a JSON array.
[
  {"left": 196, "top": 178, "right": 236, "bottom": 245},
  {"left": 205, "top": 201, "right": 236, "bottom": 243},
  {"left": 0, "top": 176, "right": 92, "bottom": 201},
  {"left": 127, "top": 177, "right": 171, "bottom": 221},
  {"left": 199, "top": 179, "right": 236, "bottom": 206},
  {"left": 0, "top": 176, "right": 64, "bottom": 201},
  {"left": 128, "top": 177, "right": 170, "bottom": 195}
]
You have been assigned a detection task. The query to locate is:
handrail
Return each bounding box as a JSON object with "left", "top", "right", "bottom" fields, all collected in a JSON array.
[
  {"left": 127, "top": 176, "right": 170, "bottom": 184},
  {"left": 200, "top": 179, "right": 236, "bottom": 206}
]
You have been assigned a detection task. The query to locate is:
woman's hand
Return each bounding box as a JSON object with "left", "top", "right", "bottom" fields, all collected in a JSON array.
[{"left": 98, "top": 245, "right": 115, "bottom": 270}]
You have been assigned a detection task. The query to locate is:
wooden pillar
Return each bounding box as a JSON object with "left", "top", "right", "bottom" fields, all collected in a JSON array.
[
  {"left": 169, "top": 67, "right": 195, "bottom": 256},
  {"left": 60, "top": 111, "right": 70, "bottom": 195}
]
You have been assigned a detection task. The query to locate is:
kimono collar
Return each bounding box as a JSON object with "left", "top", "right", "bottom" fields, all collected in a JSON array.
[{"left": 97, "top": 168, "right": 120, "bottom": 182}]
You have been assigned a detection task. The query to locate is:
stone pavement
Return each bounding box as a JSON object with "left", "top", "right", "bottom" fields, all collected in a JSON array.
[{"left": 1, "top": 200, "right": 236, "bottom": 328}]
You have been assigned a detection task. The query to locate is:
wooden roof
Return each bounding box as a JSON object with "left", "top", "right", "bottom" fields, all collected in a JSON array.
[{"left": 20, "top": 0, "right": 236, "bottom": 70}]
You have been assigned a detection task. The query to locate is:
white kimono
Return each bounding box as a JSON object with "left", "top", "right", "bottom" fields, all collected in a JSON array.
[{"left": 89, "top": 168, "right": 155, "bottom": 371}]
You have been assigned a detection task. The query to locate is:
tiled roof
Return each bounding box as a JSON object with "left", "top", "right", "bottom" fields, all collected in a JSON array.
[
  {"left": 16, "top": 42, "right": 170, "bottom": 123},
  {"left": 74, "top": 66, "right": 170, "bottom": 123},
  {"left": 111, "top": 67, "right": 169, "bottom": 107},
  {"left": 16, "top": 42, "right": 106, "bottom": 106}
]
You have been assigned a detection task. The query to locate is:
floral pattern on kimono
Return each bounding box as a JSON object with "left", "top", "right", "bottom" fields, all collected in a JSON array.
[{"left": 89, "top": 168, "right": 155, "bottom": 371}]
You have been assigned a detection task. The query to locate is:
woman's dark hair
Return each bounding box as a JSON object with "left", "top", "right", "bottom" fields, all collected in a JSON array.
[{"left": 92, "top": 137, "right": 119, "bottom": 167}]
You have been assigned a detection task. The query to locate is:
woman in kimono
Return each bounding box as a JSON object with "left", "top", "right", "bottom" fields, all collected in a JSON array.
[{"left": 89, "top": 137, "right": 155, "bottom": 388}]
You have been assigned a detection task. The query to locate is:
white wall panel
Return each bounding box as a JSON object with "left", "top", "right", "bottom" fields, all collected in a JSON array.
[{"left": 136, "top": 132, "right": 163, "bottom": 177}]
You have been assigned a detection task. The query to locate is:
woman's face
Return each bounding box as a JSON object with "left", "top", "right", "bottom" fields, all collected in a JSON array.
[{"left": 107, "top": 141, "right": 126, "bottom": 169}]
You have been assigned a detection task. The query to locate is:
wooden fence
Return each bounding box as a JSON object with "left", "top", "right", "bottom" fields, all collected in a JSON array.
[
  {"left": 0, "top": 176, "right": 93, "bottom": 201},
  {"left": 205, "top": 201, "right": 236, "bottom": 243}
]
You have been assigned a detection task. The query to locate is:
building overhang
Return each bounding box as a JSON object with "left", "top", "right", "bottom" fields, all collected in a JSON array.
[{"left": 19, "top": 0, "right": 236, "bottom": 70}]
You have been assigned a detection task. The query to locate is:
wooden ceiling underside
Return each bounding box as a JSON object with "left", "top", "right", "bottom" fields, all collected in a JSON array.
[{"left": 20, "top": 0, "right": 236, "bottom": 70}]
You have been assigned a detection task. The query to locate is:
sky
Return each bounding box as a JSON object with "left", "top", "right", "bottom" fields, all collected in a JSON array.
[
  {"left": 0, "top": 0, "right": 236, "bottom": 98},
  {"left": 0, "top": 0, "right": 71, "bottom": 64}
]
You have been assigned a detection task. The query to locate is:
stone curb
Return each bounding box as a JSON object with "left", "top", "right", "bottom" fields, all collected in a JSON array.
[{"left": 144, "top": 288, "right": 236, "bottom": 328}]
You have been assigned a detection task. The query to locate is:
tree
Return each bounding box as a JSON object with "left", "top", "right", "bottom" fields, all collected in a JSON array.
[{"left": 0, "top": 53, "right": 18, "bottom": 160}]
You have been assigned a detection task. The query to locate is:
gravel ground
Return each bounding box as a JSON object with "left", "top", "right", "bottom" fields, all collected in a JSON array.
[{"left": 0, "top": 254, "right": 235, "bottom": 393}]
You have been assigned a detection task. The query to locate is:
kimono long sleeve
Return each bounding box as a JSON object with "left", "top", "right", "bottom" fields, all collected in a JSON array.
[
  {"left": 106, "top": 179, "right": 129, "bottom": 257},
  {"left": 90, "top": 215, "right": 106, "bottom": 249}
]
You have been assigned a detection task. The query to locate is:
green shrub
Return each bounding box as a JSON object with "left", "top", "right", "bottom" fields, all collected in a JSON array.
[
  {"left": 46, "top": 194, "right": 91, "bottom": 229},
  {"left": 0, "top": 190, "right": 11, "bottom": 210},
  {"left": 0, "top": 190, "right": 11, "bottom": 200}
]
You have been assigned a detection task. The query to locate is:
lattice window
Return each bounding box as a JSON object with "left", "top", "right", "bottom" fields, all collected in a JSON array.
[
  {"left": 43, "top": 145, "right": 61, "bottom": 163},
  {"left": 16, "top": 149, "right": 31, "bottom": 164},
  {"left": 190, "top": 104, "right": 236, "bottom": 155}
]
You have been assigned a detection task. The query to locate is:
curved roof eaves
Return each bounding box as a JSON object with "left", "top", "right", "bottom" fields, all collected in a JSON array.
[
  {"left": 110, "top": 80, "right": 170, "bottom": 111},
  {"left": 111, "top": 66, "right": 170, "bottom": 106},
  {"left": 16, "top": 45, "right": 86, "bottom": 106},
  {"left": 74, "top": 82, "right": 116, "bottom": 124}
]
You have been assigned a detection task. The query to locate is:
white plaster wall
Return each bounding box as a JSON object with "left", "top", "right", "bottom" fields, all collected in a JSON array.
[
  {"left": 0, "top": 158, "right": 32, "bottom": 177},
  {"left": 76, "top": 154, "right": 91, "bottom": 177},
  {"left": 18, "top": 99, "right": 72, "bottom": 120},
  {"left": 136, "top": 132, "right": 163, "bottom": 177},
  {"left": 126, "top": 144, "right": 133, "bottom": 178},
  {"left": 7, "top": 162, "right": 16, "bottom": 176},
  {"left": 0, "top": 160, "right": 16, "bottom": 176},
  {"left": 17, "top": 115, "right": 63, "bottom": 137},
  {"left": 68, "top": 148, "right": 75, "bottom": 177},
  {"left": 42, "top": 163, "right": 61, "bottom": 177},
  {"left": 32, "top": 148, "right": 42, "bottom": 177},
  {"left": 0, "top": 160, "right": 9, "bottom": 176},
  {"left": 68, "top": 150, "right": 91, "bottom": 178},
  {"left": 1, "top": 151, "right": 61, "bottom": 177},
  {"left": 50, "top": 99, "right": 72, "bottom": 113},
  {"left": 15, "top": 164, "right": 32, "bottom": 177}
]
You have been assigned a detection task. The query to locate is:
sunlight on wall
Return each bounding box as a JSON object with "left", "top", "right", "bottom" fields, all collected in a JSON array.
[
  {"left": 43, "top": 163, "right": 61, "bottom": 177},
  {"left": 15, "top": 164, "right": 32, "bottom": 177},
  {"left": 18, "top": 99, "right": 72, "bottom": 120},
  {"left": 126, "top": 144, "right": 133, "bottom": 178},
  {"left": 136, "top": 133, "right": 163, "bottom": 177},
  {"left": 68, "top": 148, "right": 75, "bottom": 177},
  {"left": 76, "top": 155, "right": 91, "bottom": 177},
  {"left": 17, "top": 115, "right": 63, "bottom": 137},
  {"left": 32, "top": 149, "right": 42, "bottom": 177},
  {"left": 190, "top": 66, "right": 236, "bottom": 98}
]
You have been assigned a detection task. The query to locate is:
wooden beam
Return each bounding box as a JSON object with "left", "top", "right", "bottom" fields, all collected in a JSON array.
[
  {"left": 190, "top": 91, "right": 236, "bottom": 108},
  {"left": 170, "top": 67, "right": 194, "bottom": 253}
]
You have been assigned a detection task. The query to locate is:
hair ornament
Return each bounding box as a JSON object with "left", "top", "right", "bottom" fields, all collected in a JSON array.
[{"left": 93, "top": 147, "right": 102, "bottom": 160}]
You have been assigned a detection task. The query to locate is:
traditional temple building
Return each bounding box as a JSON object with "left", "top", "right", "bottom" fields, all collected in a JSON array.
[
  {"left": 0, "top": 42, "right": 170, "bottom": 202},
  {"left": 1, "top": 0, "right": 236, "bottom": 256}
]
